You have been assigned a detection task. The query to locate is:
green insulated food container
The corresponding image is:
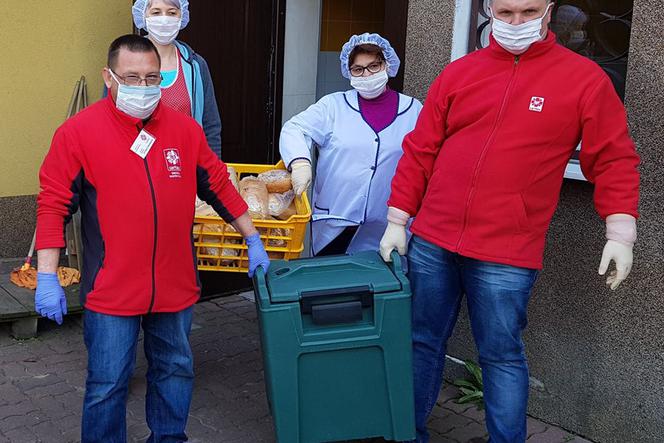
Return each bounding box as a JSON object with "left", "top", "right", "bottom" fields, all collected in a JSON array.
[{"left": 253, "top": 251, "right": 415, "bottom": 443}]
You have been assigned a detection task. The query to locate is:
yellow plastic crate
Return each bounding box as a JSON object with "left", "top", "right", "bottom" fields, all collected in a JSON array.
[{"left": 193, "top": 161, "right": 311, "bottom": 272}]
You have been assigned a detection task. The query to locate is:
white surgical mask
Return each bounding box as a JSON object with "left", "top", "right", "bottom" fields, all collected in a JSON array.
[
  {"left": 350, "top": 70, "right": 389, "bottom": 99},
  {"left": 145, "top": 16, "right": 182, "bottom": 46},
  {"left": 491, "top": 3, "right": 552, "bottom": 55},
  {"left": 109, "top": 70, "right": 161, "bottom": 120}
]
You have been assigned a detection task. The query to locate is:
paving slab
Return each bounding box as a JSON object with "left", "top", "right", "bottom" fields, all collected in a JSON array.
[{"left": 0, "top": 294, "right": 594, "bottom": 443}]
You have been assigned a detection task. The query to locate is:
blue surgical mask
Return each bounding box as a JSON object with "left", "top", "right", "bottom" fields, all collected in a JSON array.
[{"left": 109, "top": 70, "right": 161, "bottom": 119}]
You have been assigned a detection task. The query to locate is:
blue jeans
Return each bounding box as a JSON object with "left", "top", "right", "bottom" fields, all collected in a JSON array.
[
  {"left": 408, "top": 236, "right": 538, "bottom": 443},
  {"left": 82, "top": 307, "right": 194, "bottom": 443}
]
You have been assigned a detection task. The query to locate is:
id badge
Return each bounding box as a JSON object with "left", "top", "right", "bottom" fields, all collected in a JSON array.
[{"left": 130, "top": 129, "right": 156, "bottom": 159}]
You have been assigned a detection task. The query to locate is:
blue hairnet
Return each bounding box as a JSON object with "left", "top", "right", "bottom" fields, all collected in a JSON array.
[
  {"left": 133, "top": 0, "right": 190, "bottom": 30},
  {"left": 339, "top": 33, "right": 401, "bottom": 79}
]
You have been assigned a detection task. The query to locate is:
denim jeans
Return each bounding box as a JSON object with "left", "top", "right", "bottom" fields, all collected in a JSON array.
[
  {"left": 82, "top": 307, "right": 194, "bottom": 443},
  {"left": 408, "top": 235, "right": 538, "bottom": 443}
]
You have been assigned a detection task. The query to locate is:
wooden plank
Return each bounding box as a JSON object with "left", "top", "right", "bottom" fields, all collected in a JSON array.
[{"left": 0, "top": 286, "right": 28, "bottom": 320}]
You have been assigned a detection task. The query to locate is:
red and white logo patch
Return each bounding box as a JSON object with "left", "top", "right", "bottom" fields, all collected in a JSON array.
[
  {"left": 529, "top": 96, "right": 545, "bottom": 112},
  {"left": 163, "top": 148, "right": 182, "bottom": 178}
]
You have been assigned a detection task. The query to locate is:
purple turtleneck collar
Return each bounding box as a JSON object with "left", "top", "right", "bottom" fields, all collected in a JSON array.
[{"left": 357, "top": 87, "right": 399, "bottom": 134}]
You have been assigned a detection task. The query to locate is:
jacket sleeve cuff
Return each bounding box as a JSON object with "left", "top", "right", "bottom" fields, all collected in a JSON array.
[
  {"left": 35, "top": 213, "right": 66, "bottom": 250},
  {"left": 224, "top": 193, "right": 250, "bottom": 222}
]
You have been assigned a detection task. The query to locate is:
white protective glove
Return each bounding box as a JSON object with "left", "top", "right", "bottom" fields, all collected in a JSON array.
[
  {"left": 379, "top": 207, "right": 410, "bottom": 262},
  {"left": 598, "top": 214, "right": 636, "bottom": 290},
  {"left": 290, "top": 160, "right": 312, "bottom": 196}
]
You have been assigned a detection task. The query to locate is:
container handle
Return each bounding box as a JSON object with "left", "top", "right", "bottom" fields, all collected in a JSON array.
[
  {"left": 252, "top": 267, "right": 269, "bottom": 304},
  {"left": 389, "top": 250, "right": 403, "bottom": 275},
  {"left": 311, "top": 301, "right": 363, "bottom": 325},
  {"left": 300, "top": 285, "right": 373, "bottom": 325}
]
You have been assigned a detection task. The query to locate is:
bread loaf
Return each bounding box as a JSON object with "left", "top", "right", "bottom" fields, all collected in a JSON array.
[
  {"left": 239, "top": 177, "right": 269, "bottom": 219},
  {"left": 258, "top": 169, "right": 292, "bottom": 193},
  {"left": 268, "top": 190, "right": 295, "bottom": 217},
  {"left": 275, "top": 200, "right": 297, "bottom": 220}
]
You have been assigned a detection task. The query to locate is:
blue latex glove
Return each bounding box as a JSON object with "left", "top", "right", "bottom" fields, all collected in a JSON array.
[
  {"left": 246, "top": 233, "right": 270, "bottom": 278},
  {"left": 35, "top": 272, "right": 67, "bottom": 325}
]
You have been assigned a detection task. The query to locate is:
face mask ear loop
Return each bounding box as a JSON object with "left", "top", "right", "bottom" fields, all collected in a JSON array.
[{"left": 108, "top": 69, "right": 121, "bottom": 86}]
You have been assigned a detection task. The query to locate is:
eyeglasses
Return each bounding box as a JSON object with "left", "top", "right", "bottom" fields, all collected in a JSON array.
[
  {"left": 111, "top": 71, "right": 163, "bottom": 87},
  {"left": 349, "top": 61, "right": 385, "bottom": 77}
]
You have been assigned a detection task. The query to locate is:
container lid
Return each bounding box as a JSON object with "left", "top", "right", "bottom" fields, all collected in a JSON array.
[{"left": 265, "top": 251, "right": 403, "bottom": 304}]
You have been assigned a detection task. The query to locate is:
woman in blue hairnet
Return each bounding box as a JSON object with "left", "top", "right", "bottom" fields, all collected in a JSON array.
[
  {"left": 132, "top": 0, "right": 222, "bottom": 157},
  {"left": 280, "top": 33, "right": 422, "bottom": 256}
]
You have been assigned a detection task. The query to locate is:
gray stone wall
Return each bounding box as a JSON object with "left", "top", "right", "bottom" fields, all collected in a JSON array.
[
  {"left": 403, "top": 0, "right": 456, "bottom": 99},
  {"left": 405, "top": 1, "right": 664, "bottom": 442},
  {"left": 0, "top": 195, "right": 37, "bottom": 259}
]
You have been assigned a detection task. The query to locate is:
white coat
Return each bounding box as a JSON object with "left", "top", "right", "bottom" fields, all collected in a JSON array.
[{"left": 280, "top": 89, "right": 422, "bottom": 255}]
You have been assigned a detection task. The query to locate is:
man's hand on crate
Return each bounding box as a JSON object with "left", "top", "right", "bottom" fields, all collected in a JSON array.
[
  {"left": 230, "top": 213, "right": 272, "bottom": 276},
  {"left": 246, "top": 233, "right": 270, "bottom": 278}
]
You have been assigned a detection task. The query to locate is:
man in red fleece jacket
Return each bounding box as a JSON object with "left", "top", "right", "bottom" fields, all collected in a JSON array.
[
  {"left": 34, "top": 35, "right": 270, "bottom": 442},
  {"left": 379, "top": 1, "right": 640, "bottom": 442}
]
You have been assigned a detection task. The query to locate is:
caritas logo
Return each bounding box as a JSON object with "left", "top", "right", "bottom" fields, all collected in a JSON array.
[
  {"left": 529, "top": 96, "right": 545, "bottom": 112},
  {"left": 163, "top": 148, "right": 182, "bottom": 178}
]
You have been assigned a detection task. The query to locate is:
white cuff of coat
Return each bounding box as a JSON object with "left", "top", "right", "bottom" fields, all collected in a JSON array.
[
  {"left": 387, "top": 207, "right": 410, "bottom": 226},
  {"left": 606, "top": 214, "right": 637, "bottom": 247}
]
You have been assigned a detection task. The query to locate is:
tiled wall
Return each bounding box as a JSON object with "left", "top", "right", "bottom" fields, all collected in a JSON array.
[
  {"left": 316, "top": 51, "right": 349, "bottom": 99},
  {"left": 320, "top": 0, "right": 386, "bottom": 51}
]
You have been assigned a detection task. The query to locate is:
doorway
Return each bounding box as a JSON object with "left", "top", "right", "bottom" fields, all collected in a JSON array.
[
  {"left": 176, "top": 0, "right": 286, "bottom": 297},
  {"left": 178, "top": 0, "right": 286, "bottom": 164}
]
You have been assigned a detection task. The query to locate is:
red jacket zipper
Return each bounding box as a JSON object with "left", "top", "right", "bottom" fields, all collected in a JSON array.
[
  {"left": 136, "top": 123, "right": 159, "bottom": 314},
  {"left": 456, "top": 56, "right": 521, "bottom": 251}
]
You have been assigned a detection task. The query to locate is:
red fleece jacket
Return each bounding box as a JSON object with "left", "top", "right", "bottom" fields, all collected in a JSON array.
[
  {"left": 388, "top": 32, "right": 639, "bottom": 269},
  {"left": 37, "top": 96, "right": 248, "bottom": 315}
]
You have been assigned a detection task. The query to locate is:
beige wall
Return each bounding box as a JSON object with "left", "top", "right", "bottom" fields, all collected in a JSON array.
[{"left": 0, "top": 1, "right": 132, "bottom": 198}]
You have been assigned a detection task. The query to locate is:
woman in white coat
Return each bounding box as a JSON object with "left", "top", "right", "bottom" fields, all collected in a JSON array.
[{"left": 280, "top": 33, "right": 422, "bottom": 256}]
